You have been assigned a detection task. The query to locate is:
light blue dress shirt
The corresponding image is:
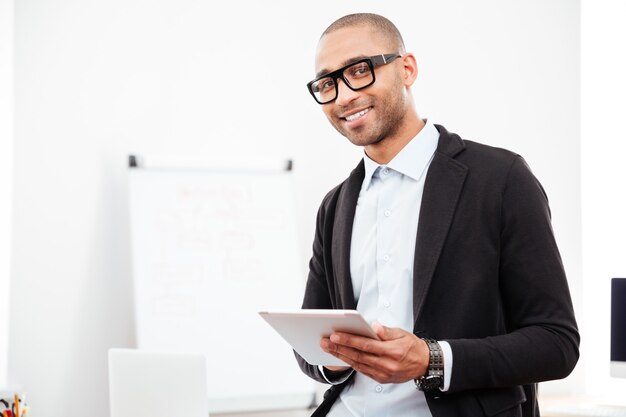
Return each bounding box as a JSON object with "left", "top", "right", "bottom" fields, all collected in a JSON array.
[{"left": 323, "top": 120, "right": 453, "bottom": 417}]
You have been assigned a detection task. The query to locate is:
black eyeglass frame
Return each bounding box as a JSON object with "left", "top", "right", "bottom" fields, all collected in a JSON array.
[{"left": 307, "top": 53, "right": 402, "bottom": 105}]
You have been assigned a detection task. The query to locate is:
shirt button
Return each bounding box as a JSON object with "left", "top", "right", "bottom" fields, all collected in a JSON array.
[
  {"left": 384, "top": 301, "right": 391, "bottom": 308},
  {"left": 384, "top": 210, "right": 391, "bottom": 217},
  {"left": 383, "top": 254, "right": 390, "bottom": 262},
  {"left": 375, "top": 385, "right": 383, "bottom": 393},
  {"left": 382, "top": 168, "right": 389, "bottom": 175}
]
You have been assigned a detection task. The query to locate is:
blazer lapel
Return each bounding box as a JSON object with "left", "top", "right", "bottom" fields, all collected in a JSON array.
[
  {"left": 331, "top": 160, "right": 365, "bottom": 310},
  {"left": 413, "top": 126, "right": 468, "bottom": 325}
]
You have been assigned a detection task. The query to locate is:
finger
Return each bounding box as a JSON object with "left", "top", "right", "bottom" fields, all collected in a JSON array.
[
  {"left": 320, "top": 337, "right": 332, "bottom": 352},
  {"left": 330, "top": 345, "right": 412, "bottom": 384},
  {"left": 321, "top": 337, "right": 343, "bottom": 356},
  {"left": 324, "top": 365, "right": 351, "bottom": 372},
  {"left": 330, "top": 332, "right": 388, "bottom": 355},
  {"left": 334, "top": 352, "right": 395, "bottom": 384},
  {"left": 372, "top": 322, "right": 407, "bottom": 341},
  {"left": 328, "top": 343, "right": 388, "bottom": 369}
]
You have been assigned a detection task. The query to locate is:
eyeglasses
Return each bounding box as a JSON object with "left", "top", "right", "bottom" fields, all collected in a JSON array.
[{"left": 307, "top": 53, "right": 402, "bottom": 105}]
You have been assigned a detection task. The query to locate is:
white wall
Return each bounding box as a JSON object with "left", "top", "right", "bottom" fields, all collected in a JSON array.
[
  {"left": 9, "top": 1, "right": 580, "bottom": 416},
  {"left": 580, "top": 0, "right": 626, "bottom": 400},
  {"left": 0, "top": 0, "right": 14, "bottom": 388}
]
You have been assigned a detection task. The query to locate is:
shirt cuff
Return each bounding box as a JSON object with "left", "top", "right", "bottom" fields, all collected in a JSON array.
[
  {"left": 439, "top": 340, "right": 453, "bottom": 392},
  {"left": 318, "top": 365, "right": 354, "bottom": 385}
]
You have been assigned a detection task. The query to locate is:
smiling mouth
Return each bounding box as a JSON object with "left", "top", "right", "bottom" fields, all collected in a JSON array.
[{"left": 343, "top": 107, "right": 371, "bottom": 122}]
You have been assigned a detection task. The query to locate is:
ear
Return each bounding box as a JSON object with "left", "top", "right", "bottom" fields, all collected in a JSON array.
[{"left": 401, "top": 53, "right": 418, "bottom": 87}]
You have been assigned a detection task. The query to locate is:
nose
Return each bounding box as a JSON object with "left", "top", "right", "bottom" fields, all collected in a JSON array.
[{"left": 334, "top": 78, "right": 359, "bottom": 106}]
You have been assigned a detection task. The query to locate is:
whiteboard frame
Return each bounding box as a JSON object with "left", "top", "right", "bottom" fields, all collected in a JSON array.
[{"left": 127, "top": 155, "right": 316, "bottom": 413}]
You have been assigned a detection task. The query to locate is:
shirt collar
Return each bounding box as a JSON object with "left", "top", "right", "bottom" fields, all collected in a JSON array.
[{"left": 361, "top": 119, "right": 440, "bottom": 190}]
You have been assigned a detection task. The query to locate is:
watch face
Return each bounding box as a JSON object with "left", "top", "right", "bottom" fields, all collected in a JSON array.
[{"left": 419, "top": 375, "right": 443, "bottom": 392}]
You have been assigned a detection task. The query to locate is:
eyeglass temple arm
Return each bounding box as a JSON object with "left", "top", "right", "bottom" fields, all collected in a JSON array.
[{"left": 373, "top": 53, "right": 402, "bottom": 66}]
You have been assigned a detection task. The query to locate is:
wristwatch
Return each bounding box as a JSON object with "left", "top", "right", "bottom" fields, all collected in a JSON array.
[{"left": 415, "top": 338, "right": 444, "bottom": 392}]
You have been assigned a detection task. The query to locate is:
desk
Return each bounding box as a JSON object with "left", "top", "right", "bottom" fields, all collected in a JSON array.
[
  {"left": 213, "top": 410, "right": 312, "bottom": 417},
  {"left": 540, "top": 395, "right": 626, "bottom": 417},
  {"left": 210, "top": 398, "right": 626, "bottom": 417}
]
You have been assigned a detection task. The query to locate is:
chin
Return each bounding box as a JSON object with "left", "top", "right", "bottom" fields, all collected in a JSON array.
[
  {"left": 346, "top": 136, "right": 383, "bottom": 147},
  {"left": 344, "top": 130, "right": 385, "bottom": 147},
  {"left": 335, "top": 127, "right": 376, "bottom": 147}
]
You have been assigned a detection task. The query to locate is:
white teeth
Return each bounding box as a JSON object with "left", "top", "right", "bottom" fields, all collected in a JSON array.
[{"left": 345, "top": 108, "right": 369, "bottom": 121}]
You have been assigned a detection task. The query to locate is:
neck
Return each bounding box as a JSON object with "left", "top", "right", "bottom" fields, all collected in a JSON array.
[{"left": 364, "top": 113, "right": 425, "bottom": 165}]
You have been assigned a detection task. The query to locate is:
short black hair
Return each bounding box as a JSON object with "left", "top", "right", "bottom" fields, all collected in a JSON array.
[{"left": 321, "top": 13, "right": 406, "bottom": 53}]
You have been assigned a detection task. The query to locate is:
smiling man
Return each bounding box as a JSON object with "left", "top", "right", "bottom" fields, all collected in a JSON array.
[{"left": 296, "top": 13, "right": 580, "bottom": 417}]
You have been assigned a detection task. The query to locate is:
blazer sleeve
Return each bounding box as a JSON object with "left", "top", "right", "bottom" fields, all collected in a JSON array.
[
  {"left": 295, "top": 191, "right": 337, "bottom": 384},
  {"left": 446, "top": 156, "right": 580, "bottom": 392}
]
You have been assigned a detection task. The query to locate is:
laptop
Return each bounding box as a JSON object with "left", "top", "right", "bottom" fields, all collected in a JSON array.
[{"left": 108, "top": 349, "right": 209, "bottom": 417}]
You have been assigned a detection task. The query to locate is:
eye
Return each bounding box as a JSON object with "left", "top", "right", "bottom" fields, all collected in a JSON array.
[
  {"left": 348, "top": 63, "right": 371, "bottom": 78},
  {"left": 314, "top": 77, "right": 335, "bottom": 93}
]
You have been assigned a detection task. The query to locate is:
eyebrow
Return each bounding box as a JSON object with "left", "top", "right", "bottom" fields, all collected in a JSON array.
[{"left": 315, "top": 54, "right": 369, "bottom": 79}]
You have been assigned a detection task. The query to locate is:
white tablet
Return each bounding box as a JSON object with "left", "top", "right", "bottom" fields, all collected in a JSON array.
[{"left": 258, "top": 309, "right": 379, "bottom": 366}]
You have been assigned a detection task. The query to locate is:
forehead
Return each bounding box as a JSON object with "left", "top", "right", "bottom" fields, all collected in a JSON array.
[{"left": 315, "top": 25, "right": 388, "bottom": 74}]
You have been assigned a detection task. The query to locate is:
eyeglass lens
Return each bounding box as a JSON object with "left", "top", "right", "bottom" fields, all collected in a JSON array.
[{"left": 310, "top": 61, "right": 374, "bottom": 104}]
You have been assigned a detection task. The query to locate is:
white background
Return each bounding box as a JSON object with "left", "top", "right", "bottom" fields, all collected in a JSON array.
[
  {"left": 580, "top": 0, "right": 626, "bottom": 399},
  {"left": 0, "top": 0, "right": 13, "bottom": 389},
  {"left": 0, "top": 0, "right": 621, "bottom": 415}
]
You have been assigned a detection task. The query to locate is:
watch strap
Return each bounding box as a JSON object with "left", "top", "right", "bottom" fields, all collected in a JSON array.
[
  {"left": 415, "top": 338, "right": 444, "bottom": 391},
  {"left": 424, "top": 338, "right": 444, "bottom": 377}
]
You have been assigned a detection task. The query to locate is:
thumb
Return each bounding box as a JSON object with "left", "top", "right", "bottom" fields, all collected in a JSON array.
[{"left": 372, "top": 321, "right": 405, "bottom": 341}]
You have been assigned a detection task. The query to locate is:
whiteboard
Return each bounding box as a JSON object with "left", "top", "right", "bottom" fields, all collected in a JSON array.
[{"left": 128, "top": 156, "right": 315, "bottom": 413}]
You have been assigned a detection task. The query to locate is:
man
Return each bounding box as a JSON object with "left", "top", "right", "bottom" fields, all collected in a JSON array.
[{"left": 296, "top": 12, "right": 580, "bottom": 417}]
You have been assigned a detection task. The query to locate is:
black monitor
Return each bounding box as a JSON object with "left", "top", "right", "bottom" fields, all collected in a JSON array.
[{"left": 611, "top": 278, "right": 626, "bottom": 378}]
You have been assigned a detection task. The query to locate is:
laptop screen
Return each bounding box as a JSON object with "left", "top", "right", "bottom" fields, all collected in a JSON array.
[
  {"left": 611, "top": 278, "right": 626, "bottom": 378},
  {"left": 108, "top": 349, "right": 209, "bottom": 417}
]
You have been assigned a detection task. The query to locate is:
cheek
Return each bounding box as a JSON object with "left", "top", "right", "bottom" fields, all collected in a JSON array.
[{"left": 322, "top": 106, "right": 337, "bottom": 122}]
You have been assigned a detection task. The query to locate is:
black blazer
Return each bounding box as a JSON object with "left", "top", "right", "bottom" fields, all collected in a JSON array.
[{"left": 297, "top": 125, "right": 580, "bottom": 417}]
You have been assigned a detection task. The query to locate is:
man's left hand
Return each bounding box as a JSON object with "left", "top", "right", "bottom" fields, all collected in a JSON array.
[{"left": 320, "top": 322, "right": 430, "bottom": 384}]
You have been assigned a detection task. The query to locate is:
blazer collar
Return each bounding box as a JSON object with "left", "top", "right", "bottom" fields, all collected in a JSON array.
[
  {"left": 412, "top": 125, "right": 468, "bottom": 326},
  {"left": 331, "top": 160, "right": 364, "bottom": 310},
  {"left": 433, "top": 124, "right": 466, "bottom": 158}
]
